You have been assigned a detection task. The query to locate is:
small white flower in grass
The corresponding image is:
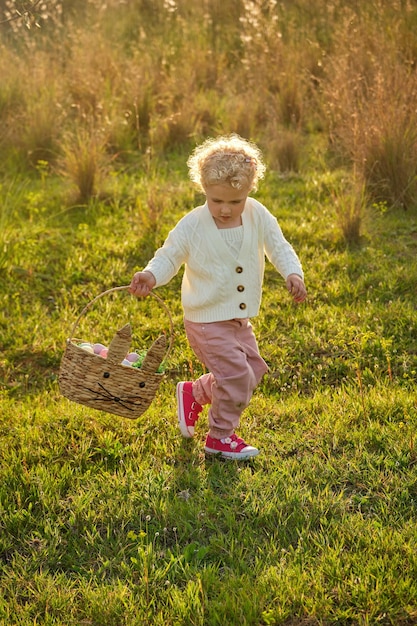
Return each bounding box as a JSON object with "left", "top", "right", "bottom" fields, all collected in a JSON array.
[{"left": 177, "top": 489, "right": 191, "bottom": 501}]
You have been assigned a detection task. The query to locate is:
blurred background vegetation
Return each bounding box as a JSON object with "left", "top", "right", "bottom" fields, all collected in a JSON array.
[{"left": 1, "top": 0, "right": 417, "bottom": 216}]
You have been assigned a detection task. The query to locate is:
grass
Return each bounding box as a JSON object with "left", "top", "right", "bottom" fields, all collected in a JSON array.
[
  {"left": 2, "top": 2, "right": 417, "bottom": 211},
  {"left": 0, "top": 162, "right": 416, "bottom": 625}
]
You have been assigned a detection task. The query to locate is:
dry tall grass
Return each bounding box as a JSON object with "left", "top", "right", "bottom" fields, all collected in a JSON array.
[
  {"left": 58, "top": 127, "right": 111, "bottom": 202},
  {"left": 0, "top": 0, "right": 416, "bottom": 209},
  {"left": 323, "top": 7, "right": 417, "bottom": 210}
]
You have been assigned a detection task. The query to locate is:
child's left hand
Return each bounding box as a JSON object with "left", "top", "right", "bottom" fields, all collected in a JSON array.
[{"left": 286, "top": 274, "right": 307, "bottom": 303}]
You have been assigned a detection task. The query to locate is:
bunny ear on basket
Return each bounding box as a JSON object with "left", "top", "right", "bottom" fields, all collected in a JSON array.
[{"left": 58, "top": 286, "right": 174, "bottom": 419}]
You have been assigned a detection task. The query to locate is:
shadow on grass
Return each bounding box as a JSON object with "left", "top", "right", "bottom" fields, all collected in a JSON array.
[{"left": 1, "top": 347, "right": 60, "bottom": 397}]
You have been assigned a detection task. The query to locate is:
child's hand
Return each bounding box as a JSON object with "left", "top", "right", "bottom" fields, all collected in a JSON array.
[
  {"left": 129, "top": 271, "right": 156, "bottom": 297},
  {"left": 286, "top": 274, "right": 307, "bottom": 303}
]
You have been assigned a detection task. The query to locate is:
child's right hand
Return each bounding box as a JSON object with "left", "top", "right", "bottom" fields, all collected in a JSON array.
[{"left": 129, "top": 271, "right": 156, "bottom": 297}]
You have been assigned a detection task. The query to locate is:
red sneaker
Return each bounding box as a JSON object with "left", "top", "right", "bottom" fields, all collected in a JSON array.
[
  {"left": 204, "top": 433, "right": 259, "bottom": 460},
  {"left": 176, "top": 381, "right": 203, "bottom": 438}
]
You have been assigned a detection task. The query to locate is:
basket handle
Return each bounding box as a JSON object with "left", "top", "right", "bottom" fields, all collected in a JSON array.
[{"left": 68, "top": 286, "right": 174, "bottom": 360}]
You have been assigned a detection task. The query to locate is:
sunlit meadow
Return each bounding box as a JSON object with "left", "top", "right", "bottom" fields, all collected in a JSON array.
[{"left": 1, "top": 2, "right": 417, "bottom": 625}]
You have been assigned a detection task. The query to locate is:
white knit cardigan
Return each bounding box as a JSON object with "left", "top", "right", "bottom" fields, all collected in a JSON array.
[{"left": 143, "top": 197, "right": 304, "bottom": 323}]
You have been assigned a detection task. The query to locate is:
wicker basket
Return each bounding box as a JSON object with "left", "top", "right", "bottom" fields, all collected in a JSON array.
[{"left": 59, "top": 286, "right": 173, "bottom": 419}]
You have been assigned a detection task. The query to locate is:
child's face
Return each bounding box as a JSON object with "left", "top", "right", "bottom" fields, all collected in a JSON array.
[{"left": 204, "top": 183, "right": 250, "bottom": 228}]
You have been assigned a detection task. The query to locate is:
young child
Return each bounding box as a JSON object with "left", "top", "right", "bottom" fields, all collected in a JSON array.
[{"left": 129, "top": 134, "right": 306, "bottom": 460}]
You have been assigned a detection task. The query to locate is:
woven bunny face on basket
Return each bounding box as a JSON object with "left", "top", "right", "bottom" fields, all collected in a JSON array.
[{"left": 59, "top": 323, "right": 166, "bottom": 419}]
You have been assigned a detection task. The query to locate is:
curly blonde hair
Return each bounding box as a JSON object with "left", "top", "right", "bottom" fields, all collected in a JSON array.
[{"left": 187, "top": 134, "right": 266, "bottom": 192}]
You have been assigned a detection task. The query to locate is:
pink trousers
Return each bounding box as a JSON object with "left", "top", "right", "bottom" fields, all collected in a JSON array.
[{"left": 184, "top": 318, "right": 268, "bottom": 439}]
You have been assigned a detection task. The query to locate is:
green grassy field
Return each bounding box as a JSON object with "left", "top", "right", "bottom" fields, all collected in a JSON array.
[
  {"left": 1, "top": 161, "right": 416, "bottom": 625},
  {"left": 1, "top": 1, "right": 417, "bottom": 624}
]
